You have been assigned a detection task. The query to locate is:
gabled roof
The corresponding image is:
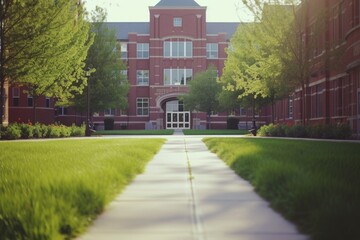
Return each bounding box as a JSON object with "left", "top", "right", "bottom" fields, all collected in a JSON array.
[
  {"left": 206, "top": 22, "right": 240, "bottom": 38},
  {"left": 154, "top": 0, "right": 200, "bottom": 7},
  {"left": 106, "top": 22, "right": 150, "bottom": 40},
  {"left": 105, "top": 22, "right": 241, "bottom": 40}
]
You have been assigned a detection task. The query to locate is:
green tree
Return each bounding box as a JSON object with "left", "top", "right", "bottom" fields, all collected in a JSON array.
[
  {"left": 237, "top": 0, "right": 341, "bottom": 124},
  {"left": 0, "top": 0, "right": 94, "bottom": 124},
  {"left": 73, "top": 7, "right": 129, "bottom": 119},
  {"left": 220, "top": 23, "right": 271, "bottom": 126},
  {"left": 182, "top": 66, "right": 222, "bottom": 129}
]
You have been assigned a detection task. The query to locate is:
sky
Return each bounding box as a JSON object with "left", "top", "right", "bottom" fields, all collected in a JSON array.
[{"left": 83, "top": 0, "right": 254, "bottom": 22}]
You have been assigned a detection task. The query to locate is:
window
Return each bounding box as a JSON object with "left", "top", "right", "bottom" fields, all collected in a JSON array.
[
  {"left": 121, "top": 42, "right": 128, "bottom": 59},
  {"left": 166, "top": 100, "right": 184, "bottom": 112},
  {"left": 173, "top": 17, "right": 182, "bottom": 27},
  {"left": 207, "top": 43, "right": 218, "bottom": 59},
  {"left": 332, "top": 6, "right": 338, "bottom": 45},
  {"left": 358, "top": 90, "right": 360, "bottom": 115},
  {"left": 288, "top": 96, "right": 294, "bottom": 119},
  {"left": 137, "top": 70, "right": 149, "bottom": 86},
  {"left": 27, "top": 95, "right": 33, "bottom": 107},
  {"left": 104, "top": 108, "right": 115, "bottom": 116},
  {"left": 240, "top": 107, "right": 247, "bottom": 116},
  {"left": 136, "top": 43, "right": 149, "bottom": 59},
  {"left": 57, "top": 107, "right": 67, "bottom": 115},
  {"left": 164, "top": 69, "right": 192, "bottom": 85},
  {"left": 310, "top": 24, "right": 320, "bottom": 57},
  {"left": 12, "top": 87, "right": 19, "bottom": 106},
  {"left": 46, "top": 98, "right": 50, "bottom": 108},
  {"left": 334, "top": 78, "right": 343, "bottom": 116},
  {"left": 316, "top": 85, "right": 323, "bottom": 118},
  {"left": 353, "top": 0, "right": 360, "bottom": 27},
  {"left": 137, "top": 98, "right": 149, "bottom": 116},
  {"left": 339, "top": 2, "right": 345, "bottom": 42},
  {"left": 164, "top": 41, "right": 192, "bottom": 58}
]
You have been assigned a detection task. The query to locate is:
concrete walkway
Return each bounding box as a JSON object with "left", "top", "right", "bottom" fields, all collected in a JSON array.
[{"left": 78, "top": 133, "right": 308, "bottom": 240}]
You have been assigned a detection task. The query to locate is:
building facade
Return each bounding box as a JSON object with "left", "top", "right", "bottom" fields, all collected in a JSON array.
[
  {"left": 4, "top": 0, "right": 360, "bottom": 135},
  {"left": 271, "top": 0, "right": 360, "bottom": 137},
  {"left": 58, "top": 0, "right": 253, "bottom": 130}
]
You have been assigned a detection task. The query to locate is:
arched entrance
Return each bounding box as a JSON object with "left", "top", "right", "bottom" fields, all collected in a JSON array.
[{"left": 164, "top": 100, "right": 190, "bottom": 129}]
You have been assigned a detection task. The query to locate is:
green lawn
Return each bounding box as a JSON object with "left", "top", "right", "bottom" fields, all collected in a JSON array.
[
  {"left": 204, "top": 138, "right": 360, "bottom": 240},
  {"left": 0, "top": 138, "right": 165, "bottom": 239},
  {"left": 183, "top": 129, "right": 248, "bottom": 135},
  {"left": 93, "top": 129, "right": 174, "bottom": 135}
]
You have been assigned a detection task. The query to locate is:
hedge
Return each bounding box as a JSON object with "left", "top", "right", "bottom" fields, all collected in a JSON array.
[
  {"left": 258, "top": 123, "right": 352, "bottom": 140},
  {"left": 0, "top": 123, "right": 85, "bottom": 140}
]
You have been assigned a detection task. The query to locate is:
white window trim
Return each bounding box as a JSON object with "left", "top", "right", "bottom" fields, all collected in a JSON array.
[
  {"left": 104, "top": 108, "right": 116, "bottom": 116},
  {"left": 164, "top": 41, "right": 192, "bottom": 58},
  {"left": 173, "top": 17, "right": 182, "bottom": 27},
  {"left": 136, "top": 70, "right": 150, "bottom": 86},
  {"left": 136, "top": 43, "right": 149, "bottom": 59},
  {"left": 164, "top": 69, "right": 192, "bottom": 86},
  {"left": 207, "top": 43, "right": 219, "bottom": 59},
  {"left": 136, "top": 98, "right": 149, "bottom": 116}
]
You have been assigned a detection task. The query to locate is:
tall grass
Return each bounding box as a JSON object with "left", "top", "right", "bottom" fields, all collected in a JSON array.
[
  {"left": 0, "top": 139, "right": 164, "bottom": 239},
  {"left": 204, "top": 138, "right": 360, "bottom": 240}
]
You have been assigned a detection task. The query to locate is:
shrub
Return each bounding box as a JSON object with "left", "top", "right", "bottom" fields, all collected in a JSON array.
[
  {"left": 227, "top": 117, "right": 240, "bottom": 130},
  {"left": 3, "top": 124, "right": 21, "bottom": 140},
  {"left": 104, "top": 118, "right": 114, "bottom": 130},
  {"left": 20, "top": 124, "right": 34, "bottom": 139},
  {"left": 259, "top": 123, "right": 352, "bottom": 140},
  {"left": 292, "top": 124, "right": 307, "bottom": 138},
  {"left": 48, "top": 125, "right": 61, "bottom": 138},
  {"left": 32, "top": 123, "right": 43, "bottom": 138},
  {"left": 70, "top": 124, "right": 85, "bottom": 137},
  {"left": 335, "top": 123, "right": 352, "bottom": 139},
  {"left": 59, "top": 125, "right": 71, "bottom": 137},
  {"left": 307, "top": 124, "right": 324, "bottom": 139},
  {"left": 258, "top": 123, "right": 275, "bottom": 136}
]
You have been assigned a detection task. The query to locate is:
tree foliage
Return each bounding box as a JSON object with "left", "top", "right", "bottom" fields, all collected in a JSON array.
[
  {"left": 221, "top": 3, "right": 295, "bottom": 102},
  {"left": 73, "top": 7, "right": 129, "bottom": 114},
  {"left": 182, "top": 66, "right": 222, "bottom": 128},
  {"left": 225, "top": 0, "right": 341, "bottom": 124},
  {"left": 0, "top": 0, "right": 94, "bottom": 123}
]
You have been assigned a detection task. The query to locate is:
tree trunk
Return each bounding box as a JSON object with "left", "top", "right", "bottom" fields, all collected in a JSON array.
[
  {"left": 0, "top": 3, "right": 5, "bottom": 126},
  {"left": 207, "top": 113, "right": 211, "bottom": 130},
  {"left": 271, "top": 97, "right": 275, "bottom": 124}
]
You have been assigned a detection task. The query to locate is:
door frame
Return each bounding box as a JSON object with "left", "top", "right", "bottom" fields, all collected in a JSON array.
[{"left": 166, "top": 111, "right": 191, "bottom": 129}]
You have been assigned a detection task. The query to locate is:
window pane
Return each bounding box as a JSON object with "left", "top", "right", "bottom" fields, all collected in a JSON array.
[
  {"left": 174, "top": 17, "right": 182, "bottom": 27},
  {"left": 179, "top": 42, "right": 184, "bottom": 57},
  {"left": 164, "top": 42, "right": 170, "bottom": 57},
  {"left": 172, "top": 42, "right": 178, "bottom": 57},
  {"left": 207, "top": 43, "right": 218, "bottom": 59},
  {"left": 180, "top": 70, "right": 185, "bottom": 85},
  {"left": 164, "top": 69, "right": 171, "bottom": 85},
  {"left": 173, "top": 69, "right": 180, "bottom": 85},
  {"left": 186, "top": 69, "right": 192, "bottom": 84},
  {"left": 137, "top": 43, "right": 149, "bottom": 59},
  {"left": 186, "top": 42, "right": 192, "bottom": 57}
]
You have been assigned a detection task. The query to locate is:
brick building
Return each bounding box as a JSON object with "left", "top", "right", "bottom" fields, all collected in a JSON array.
[
  {"left": 3, "top": 0, "right": 360, "bottom": 135},
  {"left": 273, "top": 0, "right": 360, "bottom": 137},
  {"left": 56, "top": 0, "right": 257, "bottom": 130}
]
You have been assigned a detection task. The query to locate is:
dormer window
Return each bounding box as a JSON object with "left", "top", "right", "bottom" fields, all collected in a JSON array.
[{"left": 173, "top": 17, "right": 182, "bottom": 27}]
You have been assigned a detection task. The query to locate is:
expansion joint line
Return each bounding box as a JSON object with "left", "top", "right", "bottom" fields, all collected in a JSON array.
[{"left": 184, "top": 139, "right": 205, "bottom": 240}]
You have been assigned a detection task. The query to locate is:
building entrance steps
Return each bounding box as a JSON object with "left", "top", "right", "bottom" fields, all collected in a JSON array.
[{"left": 78, "top": 137, "right": 308, "bottom": 240}]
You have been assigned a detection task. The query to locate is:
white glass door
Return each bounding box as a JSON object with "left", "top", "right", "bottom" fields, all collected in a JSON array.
[{"left": 166, "top": 112, "right": 190, "bottom": 129}]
